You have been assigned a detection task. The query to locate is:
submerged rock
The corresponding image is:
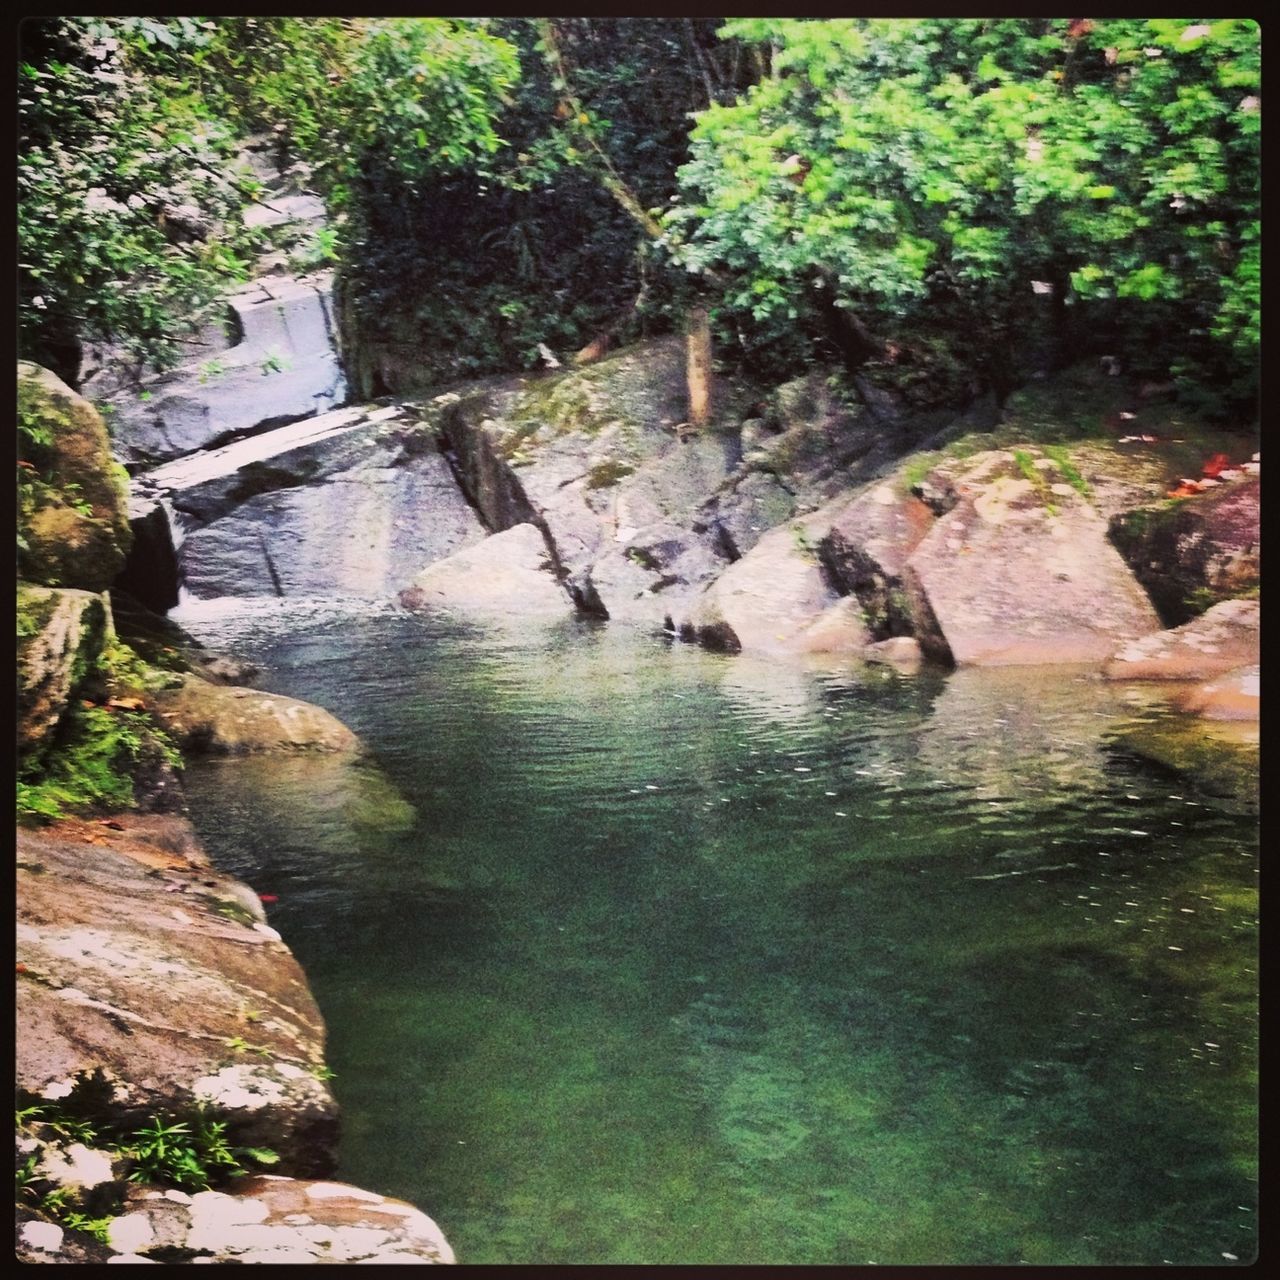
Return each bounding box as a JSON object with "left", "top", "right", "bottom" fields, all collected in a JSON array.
[
  {"left": 17, "top": 362, "right": 133, "bottom": 592},
  {"left": 863, "top": 635, "right": 925, "bottom": 671},
  {"left": 150, "top": 675, "right": 359, "bottom": 755},
  {"left": 1176, "top": 664, "right": 1260, "bottom": 721},
  {"left": 1103, "top": 598, "right": 1259, "bottom": 681},
  {"left": 16, "top": 814, "right": 339, "bottom": 1175}
]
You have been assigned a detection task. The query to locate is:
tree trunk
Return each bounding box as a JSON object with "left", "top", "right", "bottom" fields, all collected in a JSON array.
[{"left": 685, "top": 306, "right": 712, "bottom": 437}]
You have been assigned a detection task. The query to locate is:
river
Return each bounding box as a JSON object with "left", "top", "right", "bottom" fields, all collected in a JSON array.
[{"left": 174, "top": 599, "right": 1257, "bottom": 1266}]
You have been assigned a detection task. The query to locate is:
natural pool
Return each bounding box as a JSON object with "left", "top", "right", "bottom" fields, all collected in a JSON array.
[{"left": 177, "top": 602, "right": 1257, "bottom": 1266}]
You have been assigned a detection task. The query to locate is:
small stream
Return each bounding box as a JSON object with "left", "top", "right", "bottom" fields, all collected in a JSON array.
[{"left": 176, "top": 601, "right": 1257, "bottom": 1266}]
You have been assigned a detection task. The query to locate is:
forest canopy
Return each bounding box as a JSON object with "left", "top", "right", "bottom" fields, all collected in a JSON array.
[{"left": 18, "top": 16, "right": 1260, "bottom": 418}]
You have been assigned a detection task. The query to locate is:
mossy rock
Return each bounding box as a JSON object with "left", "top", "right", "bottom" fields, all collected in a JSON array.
[
  {"left": 1108, "top": 479, "right": 1260, "bottom": 626},
  {"left": 18, "top": 362, "right": 132, "bottom": 592},
  {"left": 17, "top": 584, "right": 112, "bottom": 760}
]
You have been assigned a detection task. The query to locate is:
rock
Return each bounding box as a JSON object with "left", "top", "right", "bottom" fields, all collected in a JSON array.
[
  {"left": 17, "top": 362, "right": 133, "bottom": 591},
  {"left": 819, "top": 480, "right": 935, "bottom": 637},
  {"left": 132, "top": 403, "right": 487, "bottom": 602},
  {"left": 16, "top": 1208, "right": 114, "bottom": 1264},
  {"left": 400, "top": 523, "right": 570, "bottom": 616},
  {"left": 902, "top": 449, "right": 1162, "bottom": 666},
  {"left": 1103, "top": 598, "right": 1259, "bottom": 681},
  {"left": 149, "top": 676, "right": 359, "bottom": 755},
  {"left": 97, "top": 1177, "right": 454, "bottom": 1264},
  {"left": 102, "top": 275, "right": 346, "bottom": 468},
  {"left": 688, "top": 498, "right": 869, "bottom": 656},
  {"left": 1108, "top": 477, "right": 1260, "bottom": 625},
  {"left": 706, "top": 470, "right": 797, "bottom": 560},
  {"left": 863, "top": 636, "right": 925, "bottom": 671},
  {"left": 1176, "top": 664, "right": 1260, "bottom": 721},
  {"left": 16, "top": 814, "right": 339, "bottom": 1175},
  {"left": 17, "top": 584, "right": 112, "bottom": 757}
]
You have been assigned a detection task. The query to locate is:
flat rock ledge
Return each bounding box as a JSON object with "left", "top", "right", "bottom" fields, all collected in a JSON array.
[{"left": 17, "top": 815, "right": 337, "bottom": 1173}]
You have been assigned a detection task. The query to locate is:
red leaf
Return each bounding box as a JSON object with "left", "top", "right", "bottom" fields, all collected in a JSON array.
[{"left": 1201, "top": 453, "right": 1232, "bottom": 477}]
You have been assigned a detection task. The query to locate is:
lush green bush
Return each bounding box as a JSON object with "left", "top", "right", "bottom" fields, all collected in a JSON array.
[{"left": 664, "top": 18, "right": 1260, "bottom": 415}]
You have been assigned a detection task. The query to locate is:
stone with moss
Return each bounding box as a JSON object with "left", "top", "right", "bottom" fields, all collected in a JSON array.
[
  {"left": 1108, "top": 477, "right": 1260, "bottom": 626},
  {"left": 18, "top": 362, "right": 132, "bottom": 592},
  {"left": 17, "top": 584, "right": 112, "bottom": 759}
]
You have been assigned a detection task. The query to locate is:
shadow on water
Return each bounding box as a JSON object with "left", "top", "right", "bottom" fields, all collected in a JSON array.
[{"left": 180, "top": 607, "right": 1257, "bottom": 1266}]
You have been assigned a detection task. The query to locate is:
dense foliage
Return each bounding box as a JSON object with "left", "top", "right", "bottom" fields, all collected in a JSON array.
[
  {"left": 17, "top": 18, "right": 263, "bottom": 380},
  {"left": 664, "top": 18, "right": 1260, "bottom": 413},
  {"left": 17, "top": 17, "right": 1260, "bottom": 417}
]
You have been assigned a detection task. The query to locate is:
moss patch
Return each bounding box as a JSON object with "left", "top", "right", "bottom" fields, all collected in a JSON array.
[
  {"left": 17, "top": 703, "right": 182, "bottom": 825},
  {"left": 586, "top": 460, "right": 636, "bottom": 490}
]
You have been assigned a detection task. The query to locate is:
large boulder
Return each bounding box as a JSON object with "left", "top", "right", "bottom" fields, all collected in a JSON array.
[
  {"left": 16, "top": 814, "right": 339, "bottom": 1175},
  {"left": 17, "top": 362, "right": 132, "bottom": 591},
  {"left": 1103, "top": 597, "right": 1260, "bottom": 681},
  {"left": 149, "top": 675, "right": 359, "bottom": 755},
  {"left": 902, "top": 449, "right": 1163, "bottom": 666},
  {"left": 17, "top": 584, "right": 112, "bottom": 757},
  {"left": 130, "top": 403, "right": 488, "bottom": 602},
  {"left": 400, "top": 522, "right": 570, "bottom": 617},
  {"left": 1109, "top": 477, "right": 1260, "bottom": 625}
]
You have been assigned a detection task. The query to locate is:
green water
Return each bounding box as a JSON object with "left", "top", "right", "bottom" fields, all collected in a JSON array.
[{"left": 179, "top": 604, "right": 1257, "bottom": 1266}]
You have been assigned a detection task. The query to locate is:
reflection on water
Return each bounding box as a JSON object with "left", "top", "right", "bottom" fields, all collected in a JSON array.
[{"left": 180, "top": 608, "right": 1258, "bottom": 1266}]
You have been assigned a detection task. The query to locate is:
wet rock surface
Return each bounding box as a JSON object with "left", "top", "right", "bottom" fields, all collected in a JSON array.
[
  {"left": 1103, "top": 597, "right": 1259, "bottom": 681},
  {"left": 16, "top": 814, "right": 339, "bottom": 1176},
  {"left": 150, "top": 674, "right": 360, "bottom": 755},
  {"left": 1176, "top": 664, "right": 1260, "bottom": 721}
]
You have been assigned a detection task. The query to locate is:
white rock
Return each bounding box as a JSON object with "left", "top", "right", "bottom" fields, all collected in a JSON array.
[
  {"left": 107, "top": 1213, "right": 157, "bottom": 1254},
  {"left": 39, "top": 1141, "right": 115, "bottom": 1190},
  {"left": 20, "top": 1220, "right": 64, "bottom": 1252}
]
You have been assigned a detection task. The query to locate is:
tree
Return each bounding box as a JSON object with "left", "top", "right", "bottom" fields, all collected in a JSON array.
[{"left": 663, "top": 18, "right": 1260, "bottom": 417}]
